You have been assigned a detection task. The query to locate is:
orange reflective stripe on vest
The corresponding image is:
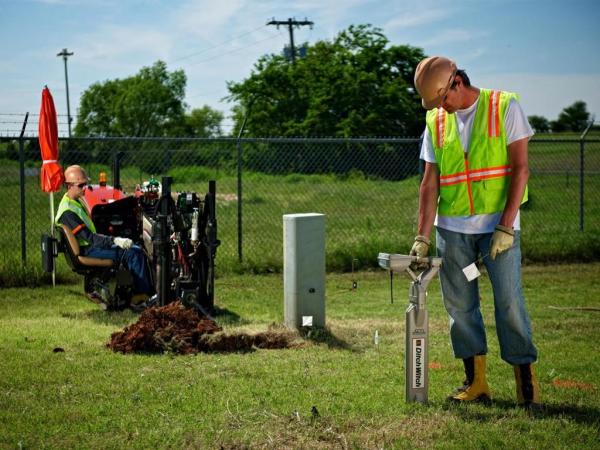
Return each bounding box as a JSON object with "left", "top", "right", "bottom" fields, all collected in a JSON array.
[
  {"left": 469, "top": 164, "right": 511, "bottom": 182},
  {"left": 55, "top": 193, "right": 96, "bottom": 246},
  {"left": 440, "top": 164, "right": 512, "bottom": 186},
  {"left": 488, "top": 90, "right": 501, "bottom": 138},
  {"left": 435, "top": 107, "right": 446, "bottom": 148}
]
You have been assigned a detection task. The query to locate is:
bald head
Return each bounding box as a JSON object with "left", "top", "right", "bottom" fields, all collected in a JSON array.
[
  {"left": 63, "top": 165, "right": 90, "bottom": 199},
  {"left": 64, "top": 165, "right": 89, "bottom": 184}
]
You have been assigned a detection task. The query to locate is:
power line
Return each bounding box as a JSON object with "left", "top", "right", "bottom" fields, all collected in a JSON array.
[
  {"left": 2, "top": 28, "right": 286, "bottom": 131},
  {"left": 186, "top": 90, "right": 229, "bottom": 99},
  {"left": 0, "top": 113, "right": 70, "bottom": 117},
  {"left": 183, "top": 30, "right": 284, "bottom": 67},
  {"left": 170, "top": 24, "right": 268, "bottom": 63},
  {"left": 0, "top": 120, "right": 70, "bottom": 125}
]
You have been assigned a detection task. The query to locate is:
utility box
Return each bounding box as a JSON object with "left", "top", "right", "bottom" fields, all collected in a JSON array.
[{"left": 283, "top": 213, "right": 326, "bottom": 329}]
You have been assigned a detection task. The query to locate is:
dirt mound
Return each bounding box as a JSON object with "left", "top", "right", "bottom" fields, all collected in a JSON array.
[{"left": 107, "top": 301, "right": 298, "bottom": 354}]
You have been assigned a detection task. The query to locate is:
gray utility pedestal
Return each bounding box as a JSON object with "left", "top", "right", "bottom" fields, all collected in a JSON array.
[{"left": 283, "top": 213, "right": 326, "bottom": 329}]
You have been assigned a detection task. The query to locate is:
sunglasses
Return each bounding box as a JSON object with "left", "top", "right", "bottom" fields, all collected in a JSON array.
[{"left": 69, "top": 182, "right": 88, "bottom": 189}]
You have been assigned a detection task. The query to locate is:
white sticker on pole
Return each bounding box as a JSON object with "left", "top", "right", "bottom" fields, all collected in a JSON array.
[
  {"left": 302, "top": 316, "right": 313, "bottom": 327},
  {"left": 412, "top": 338, "right": 425, "bottom": 389},
  {"left": 462, "top": 263, "right": 481, "bottom": 281}
]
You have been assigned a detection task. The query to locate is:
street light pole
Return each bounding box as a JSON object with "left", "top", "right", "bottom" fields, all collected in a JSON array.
[{"left": 56, "top": 48, "right": 74, "bottom": 137}]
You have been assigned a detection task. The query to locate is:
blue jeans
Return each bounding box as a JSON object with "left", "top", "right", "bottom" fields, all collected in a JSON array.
[
  {"left": 82, "top": 245, "right": 153, "bottom": 295},
  {"left": 436, "top": 227, "right": 537, "bottom": 365}
]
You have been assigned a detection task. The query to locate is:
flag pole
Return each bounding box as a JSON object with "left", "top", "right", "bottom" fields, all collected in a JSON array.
[{"left": 50, "top": 192, "right": 55, "bottom": 287}]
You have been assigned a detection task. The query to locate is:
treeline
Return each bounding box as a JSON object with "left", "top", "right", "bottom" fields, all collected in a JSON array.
[
  {"left": 528, "top": 101, "right": 596, "bottom": 133},
  {"left": 73, "top": 25, "right": 426, "bottom": 140},
  {"left": 67, "top": 23, "right": 599, "bottom": 140}
]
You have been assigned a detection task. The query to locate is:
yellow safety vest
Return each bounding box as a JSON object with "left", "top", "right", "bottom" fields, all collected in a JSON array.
[
  {"left": 426, "top": 89, "right": 528, "bottom": 216},
  {"left": 55, "top": 193, "right": 96, "bottom": 247}
]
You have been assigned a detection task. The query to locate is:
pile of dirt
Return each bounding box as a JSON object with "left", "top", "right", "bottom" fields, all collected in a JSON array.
[{"left": 107, "top": 301, "right": 298, "bottom": 354}]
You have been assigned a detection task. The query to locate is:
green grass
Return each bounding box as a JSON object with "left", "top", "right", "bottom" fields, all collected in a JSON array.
[{"left": 1, "top": 264, "right": 600, "bottom": 448}]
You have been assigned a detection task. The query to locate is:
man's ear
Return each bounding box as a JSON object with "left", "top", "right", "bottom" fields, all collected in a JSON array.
[{"left": 454, "top": 74, "right": 463, "bottom": 89}]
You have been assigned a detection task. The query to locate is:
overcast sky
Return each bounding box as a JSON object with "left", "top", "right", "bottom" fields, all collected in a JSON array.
[{"left": 1, "top": 0, "right": 599, "bottom": 136}]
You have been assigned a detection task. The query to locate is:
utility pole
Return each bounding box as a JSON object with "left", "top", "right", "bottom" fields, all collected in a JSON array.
[
  {"left": 267, "top": 17, "right": 313, "bottom": 63},
  {"left": 56, "top": 48, "right": 74, "bottom": 137}
]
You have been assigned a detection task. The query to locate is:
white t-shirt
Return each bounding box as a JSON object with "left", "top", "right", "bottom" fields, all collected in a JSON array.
[{"left": 420, "top": 95, "right": 534, "bottom": 234}]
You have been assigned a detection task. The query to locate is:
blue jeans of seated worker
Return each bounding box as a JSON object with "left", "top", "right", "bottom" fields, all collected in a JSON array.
[
  {"left": 436, "top": 227, "right": 537, "bottom": 365},
  {"left": 82, "top": 245, "right": 153, "bottom": 295}
]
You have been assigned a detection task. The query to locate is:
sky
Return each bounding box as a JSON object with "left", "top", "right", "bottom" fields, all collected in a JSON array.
[{"left": 1, "top": 0, "right": 599, "bottom": 137}]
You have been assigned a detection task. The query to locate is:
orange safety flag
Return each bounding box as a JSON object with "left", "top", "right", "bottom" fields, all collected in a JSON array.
[{"left": 39, "top": 87, "right": 64, "bottom": 192}]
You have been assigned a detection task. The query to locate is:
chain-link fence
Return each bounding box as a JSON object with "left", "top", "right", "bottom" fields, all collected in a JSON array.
[{"left": 1, "top": 136, "right": 599, "bottom": 277}]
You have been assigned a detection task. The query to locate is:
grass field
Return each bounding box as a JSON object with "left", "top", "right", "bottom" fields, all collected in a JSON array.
[{"left": 1, "top": 263, "right": 600, "bottom": 449}]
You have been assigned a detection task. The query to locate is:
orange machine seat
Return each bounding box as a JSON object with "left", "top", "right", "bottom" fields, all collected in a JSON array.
[{"left": 58, "top": 224, "right": 114, "bottom": 270}]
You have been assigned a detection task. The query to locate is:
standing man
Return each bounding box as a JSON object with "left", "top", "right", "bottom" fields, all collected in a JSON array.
[
  {"left": 411, "top": 56, "right": 540, "bottom": 408},
  {"left": 56, "top": 165, "right": 154, "bottom": 306}
]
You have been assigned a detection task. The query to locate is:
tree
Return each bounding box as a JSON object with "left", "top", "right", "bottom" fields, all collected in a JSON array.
[
  {"left": 555, "top": 101, "right": 590, "bottom": 132},
  {"left": 74, "top": 61, "right": 187, "bottom": 137},
  {"left": 184, "top": 106, "right": 224, "bottom": 137},
  {"left": 226, "top": 24, "right": 426, "bottom": 137},
  {"left": 550, "top": 119, "right": 566, "bottom": 133},
  {"left": 527, "top": 115, "right": 550, "bottom": 133}
]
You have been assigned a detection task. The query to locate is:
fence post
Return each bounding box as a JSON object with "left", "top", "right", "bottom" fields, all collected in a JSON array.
[
  {"left": 235, "top": 101, "right": 255, "bottom": 264},
  {"left": 579, "top": 119, "right": 595, "bottom": 231},
  {"left": 236, "top": 138, "right": 243, "bottom": 263},
  {"left": 19, "top": 113, "right": 29, "bottom": 264}
]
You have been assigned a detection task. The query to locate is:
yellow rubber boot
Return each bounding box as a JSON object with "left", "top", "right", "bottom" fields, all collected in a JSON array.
[
  {"left": 130, "top": 293, "right": 149, "bottom": 305},
  {"left": 448, "top": 355, "right": 492, "bottom": 404},
  {"left": 514, "top": 363, "right": 541, "bottom": 409}
]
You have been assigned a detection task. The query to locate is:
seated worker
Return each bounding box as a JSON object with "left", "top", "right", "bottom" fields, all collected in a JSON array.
[{"left": 55, "top": 165, "right": 154, "bottom": 306}]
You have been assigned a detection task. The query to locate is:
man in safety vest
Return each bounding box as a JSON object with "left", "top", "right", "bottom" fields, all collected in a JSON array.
[
  {"left": 411, "top": 56, "right": 540, "bottom": 408},
  {"left": 55, "top": 165, "right": 154, "bottom": 307}
]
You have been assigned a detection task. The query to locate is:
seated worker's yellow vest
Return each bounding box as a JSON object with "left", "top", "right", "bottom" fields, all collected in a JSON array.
[
  {"left": 55, "top": 193, "right": 97, "bottom": 247},
  {"left": 425, "top": 89, "right": 528, "bottom": 216}
]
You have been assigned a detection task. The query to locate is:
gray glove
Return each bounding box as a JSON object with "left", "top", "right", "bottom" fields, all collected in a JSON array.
[{"left": 113, "top": 237, "right": 133, "bottom": 249}]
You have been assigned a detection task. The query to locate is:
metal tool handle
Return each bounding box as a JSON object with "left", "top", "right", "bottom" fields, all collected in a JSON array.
[{"left": 378, "top": 252, "right": 441, "bottom": 270}]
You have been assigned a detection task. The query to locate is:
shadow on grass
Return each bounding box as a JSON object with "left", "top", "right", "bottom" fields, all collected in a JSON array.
[
  {"left": 535, "top": 402, "right": 600, "bottom": 425},
  {"left": 298, "top": 326, "right": 355, "bottom": 351},
  {"left": 443, "top": 398, "right": 600, "bottom": 426},
  {"left": 213, "top": 306, "right": 251, "bottom": 326},
  {"left": 78, "top": 305, "right": 250, "bottom": 328},
  {"left": 65, "top": 286, "right": 84, "bottom": 296},
  {"left": 65, "top": 303, "right": 264, "bottom": 330},
  {"left": 210, "top": 307, "right": 354, "bottom": 351},
  {"left": 61, "top": 308, "right": 136, "bottom": 327}
]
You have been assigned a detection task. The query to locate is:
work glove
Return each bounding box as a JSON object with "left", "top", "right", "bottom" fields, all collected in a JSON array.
[
  {"left": 113, "top": 237, "right": 133, "bottom": 250},
  {"left": 410, "top": 235, "right": 431, "bottom": 258},
  {"left": 490, "top": 225, "right": 514, "bottom": 260},
  {"left": 409, "top": 235, "right": 431, "bottom": 270}
]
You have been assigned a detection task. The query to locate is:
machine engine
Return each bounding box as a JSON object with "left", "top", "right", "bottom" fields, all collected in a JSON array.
[{"left": 136, "top": 176, "right": 219, "bottom": 313}]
